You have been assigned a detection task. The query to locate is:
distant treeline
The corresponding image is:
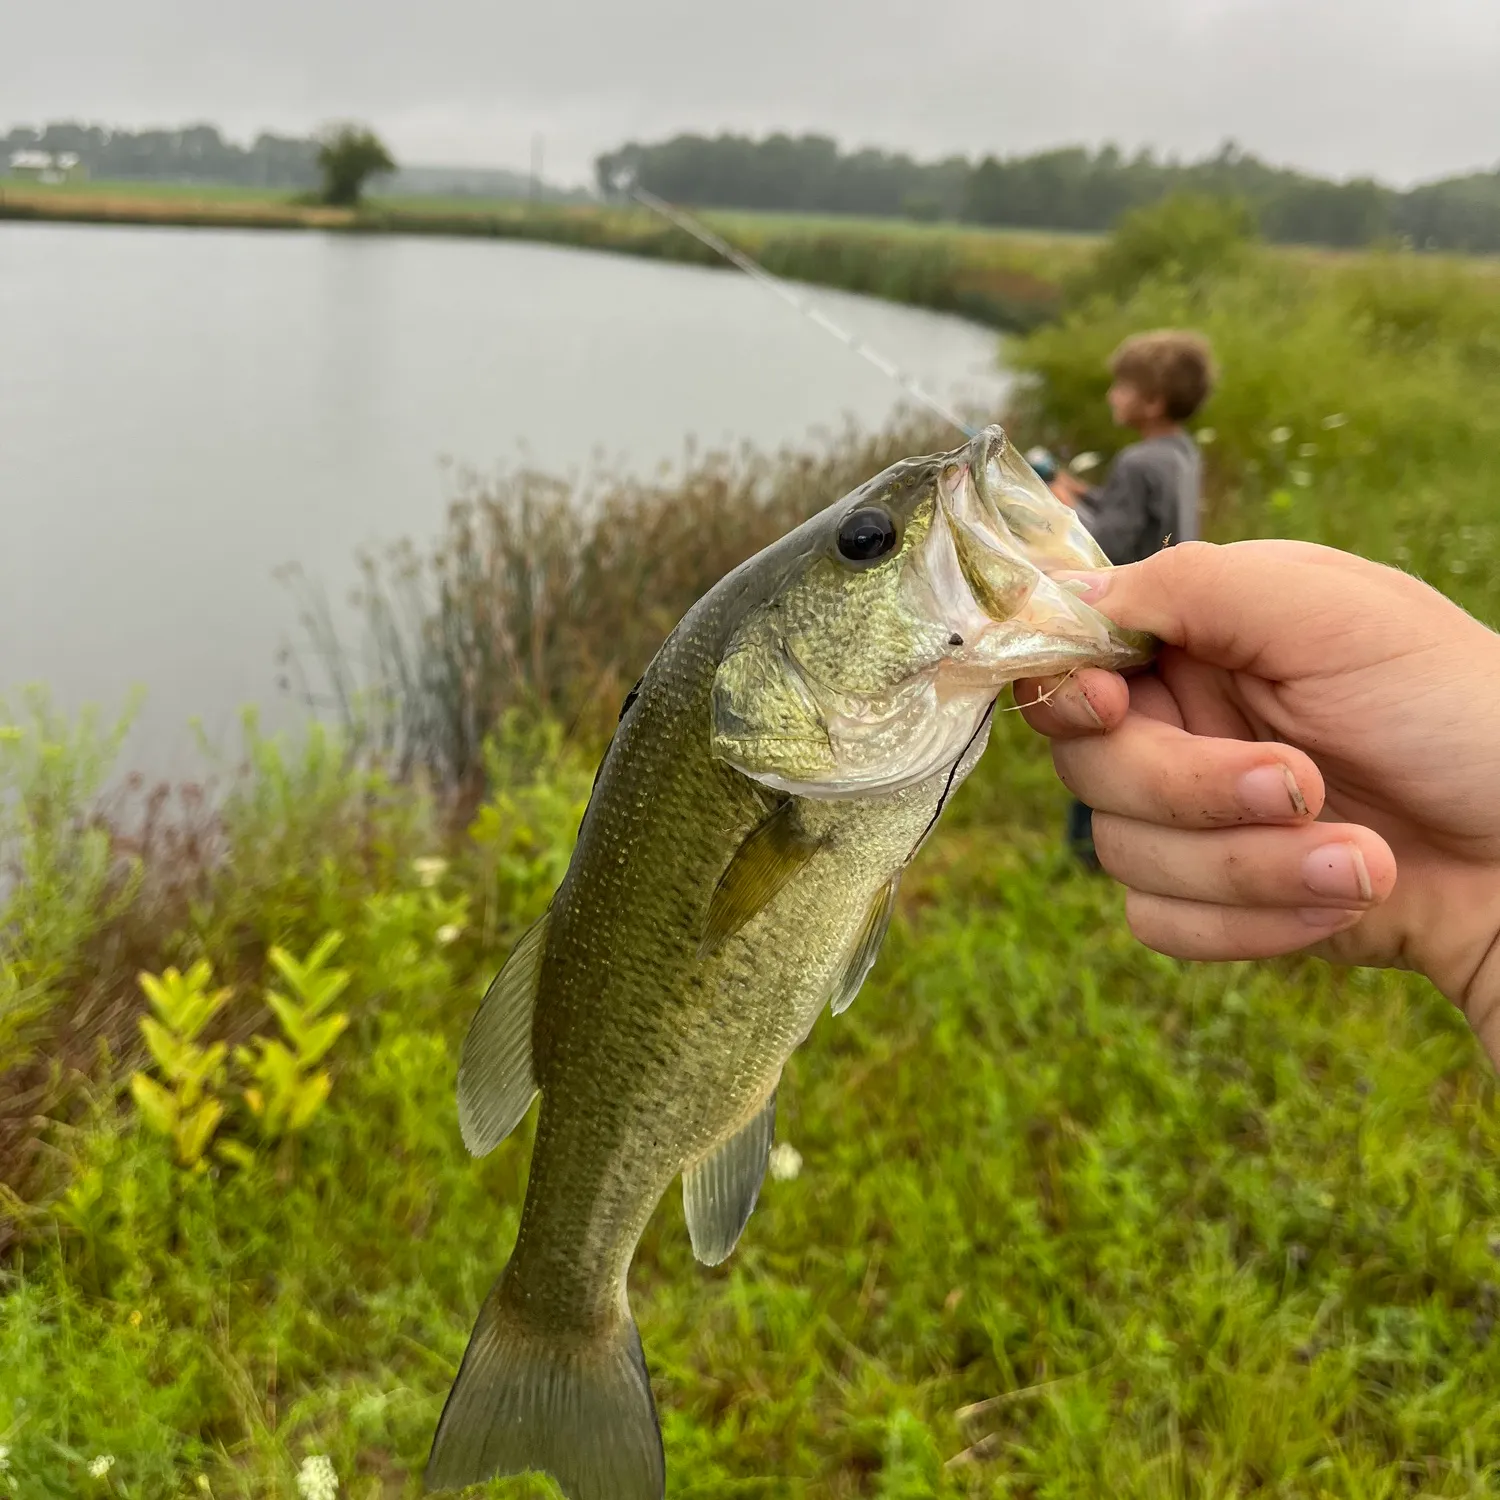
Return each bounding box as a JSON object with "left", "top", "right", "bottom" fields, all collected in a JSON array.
[
  {"left": 4, "top": 122, "right": 320, "bottom": 187},
  {"left": 597, "top": 134, "right": 1500, "bottom": 253},
  {"left": 1, "top": 122, "right": 580, "bottom": 201}
]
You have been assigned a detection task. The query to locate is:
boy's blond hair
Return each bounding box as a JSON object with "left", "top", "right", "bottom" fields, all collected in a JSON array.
[{"left": 1110, "top": 330, "right": 1217, "bottom": 422}]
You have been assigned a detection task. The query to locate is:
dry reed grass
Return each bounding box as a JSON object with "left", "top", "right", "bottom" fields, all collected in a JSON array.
[{"left": 283, "top": 412, "right": 969, "bottom": 793}]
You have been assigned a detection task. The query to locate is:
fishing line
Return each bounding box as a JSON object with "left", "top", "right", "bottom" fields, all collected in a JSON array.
[{"left": 627, "top": 185, "right": 978, "bottom": 439}]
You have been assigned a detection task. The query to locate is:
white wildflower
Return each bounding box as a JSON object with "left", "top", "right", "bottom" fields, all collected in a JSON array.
[
  {"left": 412, "top": 857, "right": 448, "bottom": 888},
  {"left": 1194, "top": 427, "right": 1216, "bottom": 445},
  {"left": 1290, "top": 468, "right": 1313, "bottom": 487},
  {"left": 1068, "top": 451, "right": 1102, "bottom": 474},
  {"left": 1320, "top": 412, "right": 1349, "bottom": 429},
  {"left": 435, "top": 923, "right": 463, "bottom": 947},
  {"left": 88, "top": 1455, "right": 115, "bottom": 1478},
  {"left": 1296, "top": 442, "right": 1318, "bottom": 457},
  {"left": 1268, "top": 426, "right": 1292, "bottom": 445},
  {"left": 768, "top": 1142, "right": 803, "bottom": 1182},
  {"left": 296, "top": 1454, "right": 339, "bottom": 1500},
  {"left": 0, "top": 1446, "right": 9, "bottom": 1472}
]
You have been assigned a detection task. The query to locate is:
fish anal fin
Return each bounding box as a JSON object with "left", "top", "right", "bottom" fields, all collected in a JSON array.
[
  {"left": 426, "top": 1279, "right": 663, "bottom": 1499},
  {"left": 700, "top": 800, "right": 820, "bottom": 958},
  {"left": 682, "top": 1088, "right": 778, "bottom": 1266},
  {"left": 830, "top": 874, "right": 901, "bottom": 1017},
  {"left": 457, "top": 911, "right": 549, "bottom": 1157}
]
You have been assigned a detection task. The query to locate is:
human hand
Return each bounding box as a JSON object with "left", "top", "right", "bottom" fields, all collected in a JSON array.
[{"left": 1016, "top": 540, "right": 1500, "bottom": 1067}]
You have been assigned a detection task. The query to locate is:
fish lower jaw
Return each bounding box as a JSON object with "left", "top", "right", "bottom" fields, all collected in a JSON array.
[{"left": 939, "top": 618, "right": 1144, "bottom": 689}]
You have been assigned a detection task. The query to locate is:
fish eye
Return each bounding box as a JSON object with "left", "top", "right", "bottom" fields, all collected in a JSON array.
[{"left": 835, "top": 506, "right": 899, "bottom": 566}]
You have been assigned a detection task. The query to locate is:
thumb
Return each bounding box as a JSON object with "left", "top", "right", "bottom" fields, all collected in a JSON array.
[{"left": 1060, "top": 539, "right": 1448, "bottom": 678}]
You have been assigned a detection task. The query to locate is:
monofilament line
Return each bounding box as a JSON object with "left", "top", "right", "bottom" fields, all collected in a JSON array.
[{"left": 628, "top": 186, "right": 977, "bottom": 439}]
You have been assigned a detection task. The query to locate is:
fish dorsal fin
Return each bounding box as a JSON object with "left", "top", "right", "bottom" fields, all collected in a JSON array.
[
  {"left": 829, "top": 874, "right": 901, "bottom": 1017},
  {"left": 457, "top": 910, "right": 549, "bottom": 1157},
  {"left": 700, "top": 799, "right": 820, "bottom": 959},
  {"left": 682, "top": 1088, "right": 778, "bottom": 1266}
]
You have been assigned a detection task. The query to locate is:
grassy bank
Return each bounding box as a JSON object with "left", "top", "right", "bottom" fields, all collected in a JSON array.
[
  {"left": 7, "top": 211, "right": 1500, "bottom": 1496},
  {"left": 0, "top": 179, "right": 1079, "bottom": 330}
]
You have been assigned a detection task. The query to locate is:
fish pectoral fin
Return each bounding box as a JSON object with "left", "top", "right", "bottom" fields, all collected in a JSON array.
[
  {"left": 699, "top": 799, "right": 820, "bottom": 958},
  {"left": 829, "top": 874, "right": 901, "bottom": 1017},
  {"left": 457, "top": 910, "right": 548, "bottom": 1157},
  {"left": 682, "top": 1088, "right": 778, "bottom": 1266}
]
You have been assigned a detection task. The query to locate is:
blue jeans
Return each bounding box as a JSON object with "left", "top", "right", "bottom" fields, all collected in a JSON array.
[{"left": 1066, "top": 799, "right": 1099, "bottom": 867}]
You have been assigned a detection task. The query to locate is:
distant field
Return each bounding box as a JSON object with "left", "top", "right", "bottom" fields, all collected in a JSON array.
[
  {"left": 13, "top": 181, "right": 1488, "bottom": 323},
  {"left": 0, "top": 176, "right": 292, "bottom": 204}
]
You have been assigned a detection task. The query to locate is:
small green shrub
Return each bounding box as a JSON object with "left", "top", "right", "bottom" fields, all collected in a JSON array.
[
  {"left": 129, "top": 961, "right": 232, "bottom": 1169},
  {"left": 236, "top": 936, "right": 350, "bottom": 1144},
  {"left": 127, "top": 938, "right": 351, "bottom": 1174},
  {"left": 0, "top": 689, "right": 141, "bottom": 1066},
  {"left": 1065, "top": 192, "right": 1257, "bottom": 306}
]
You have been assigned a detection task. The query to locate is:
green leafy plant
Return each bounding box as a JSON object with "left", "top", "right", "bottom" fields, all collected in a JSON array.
[
  {"left": 236, "top": 935, "right": 350, "bottom": 1141},
  {"left": 1063, "top": 191, "right": 1258, "bottom": 306},
  {"left": 0, "top": 689, "right": 142, "bottom": 1067},
  {"left": 128, "top": 961, "right": 232, "bottom": 1170}
]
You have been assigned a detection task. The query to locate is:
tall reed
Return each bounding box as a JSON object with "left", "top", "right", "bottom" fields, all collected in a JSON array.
[{"left": 283, "top": 413, "right": 971, "bottom": 793}]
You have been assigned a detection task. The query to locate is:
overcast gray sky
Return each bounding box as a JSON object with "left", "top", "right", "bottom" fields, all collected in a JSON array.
[{"left": 6, "top": 0, "right": 1498, "bottom": 188}]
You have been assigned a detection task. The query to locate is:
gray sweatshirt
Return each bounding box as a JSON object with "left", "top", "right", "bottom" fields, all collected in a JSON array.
[{"left": 1076, "top": 430, "right": 1201, "bottom": 566}]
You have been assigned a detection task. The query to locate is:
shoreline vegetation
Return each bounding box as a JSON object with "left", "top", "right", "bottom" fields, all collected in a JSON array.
[
  {"left": 0, "top": 178, "right": 1083, "bottom": 330},
  {"left": 7, "top": 199, "right": 1500, "bottom": 1495},
  {"left": 14, "top": 120, "right": 1500, "bottom": 253}
]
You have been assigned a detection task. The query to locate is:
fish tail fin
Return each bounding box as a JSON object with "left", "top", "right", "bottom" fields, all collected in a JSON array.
[{"left": 425, "top": 1277, "right": 664, "bottom": 1500}]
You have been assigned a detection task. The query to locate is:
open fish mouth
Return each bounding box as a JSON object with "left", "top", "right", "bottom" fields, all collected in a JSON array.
[
  {"left": 711, "top": 425, "right": 1155, "bottom": 802},
  {"left": 912, "top": 426, "right": 1154, "bottom": 688}
]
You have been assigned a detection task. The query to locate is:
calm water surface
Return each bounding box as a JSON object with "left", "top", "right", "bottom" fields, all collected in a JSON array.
[{"left": 1, "top": 222, "right": 1009, "bottom": 772}]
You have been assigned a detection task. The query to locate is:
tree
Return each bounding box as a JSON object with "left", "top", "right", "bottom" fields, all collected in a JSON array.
[{"left": 315, "top": 125, "right": 395, "bottom": 207}]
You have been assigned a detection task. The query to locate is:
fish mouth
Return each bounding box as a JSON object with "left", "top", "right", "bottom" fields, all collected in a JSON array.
[
  {"left": 710, "top": 425, "right": 1156, "bottom": 805},
  {"left": 911, "top": 425, "right": 1155, "bottom": 686}
]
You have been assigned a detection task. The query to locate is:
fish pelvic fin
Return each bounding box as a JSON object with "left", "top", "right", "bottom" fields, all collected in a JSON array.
[
  {"left": 683, "top": 1087, "right": 777, "bottom": 1265},
  {"left": 829, "top": 874, "right": 901, "bottom": 1017},
  {"left": 457, "top": 910, "right": 548, "bottom": 1156},
  {"left": 425, "top": 1282, "right": 664, "bottom": 1500},
  {"left": 700, "top": 798, "right": 821, "bottom": 959}
]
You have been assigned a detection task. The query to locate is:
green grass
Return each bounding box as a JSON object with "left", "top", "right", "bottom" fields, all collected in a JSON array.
[
  {"left": 8, "top": 205, "right": 1500, "bottom": 1497},
  {"left": 5, "top": 710, "right": 1498, "bottom": 1498}
]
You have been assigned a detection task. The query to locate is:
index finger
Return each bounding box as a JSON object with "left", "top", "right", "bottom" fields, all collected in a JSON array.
[{"left": 1053, "top": 710, "right": 1326, "bottom": 829}]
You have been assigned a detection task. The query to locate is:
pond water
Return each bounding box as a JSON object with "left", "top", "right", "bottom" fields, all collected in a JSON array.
[{"left": 0, "top": 221, "right": 1010, "bottom": 773}]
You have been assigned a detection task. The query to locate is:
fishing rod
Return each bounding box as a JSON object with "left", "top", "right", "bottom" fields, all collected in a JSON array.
[{"left": 626, "top": 184, "right": 978, "bottom": 439}]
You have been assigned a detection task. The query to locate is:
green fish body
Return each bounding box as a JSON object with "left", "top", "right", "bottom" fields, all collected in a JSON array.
[{"left": 427, "top": 427, "right": 1151, "bottom": 1497}]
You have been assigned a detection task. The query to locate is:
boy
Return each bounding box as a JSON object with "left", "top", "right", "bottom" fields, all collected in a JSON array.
[
  {"left": 1048, "top": 329, "right": 1216, "bottom": 867},
  {"left": 1050, "top": 328, "right": 1215, "bottom": 563}
]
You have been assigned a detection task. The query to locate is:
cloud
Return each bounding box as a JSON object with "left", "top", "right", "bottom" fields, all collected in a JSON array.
[{"left": 4, "top": 0, "right": 1497, "bottom": 186}]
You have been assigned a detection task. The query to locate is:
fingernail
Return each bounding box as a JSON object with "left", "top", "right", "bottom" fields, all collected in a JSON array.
[
  {"left": 1072, "top": 688, "right": 1104, "bottom": 730},
  {"left": 1302, "top": 843, "right": 1374, "bottom": 903},
  {"left": 1054, "top": 570, "right": 1110, "bottom": 605},
  {"left": 1237, "top": 764, "right": 1307, "bottom": 819},
  {"left": 1298, "top": 907, "right": 1362, "bottom": 929}
]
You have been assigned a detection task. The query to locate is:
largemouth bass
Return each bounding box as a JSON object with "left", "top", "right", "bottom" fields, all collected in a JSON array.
[{"left": 426, "top": 425, "right": 1150, "bottom": 1497}]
